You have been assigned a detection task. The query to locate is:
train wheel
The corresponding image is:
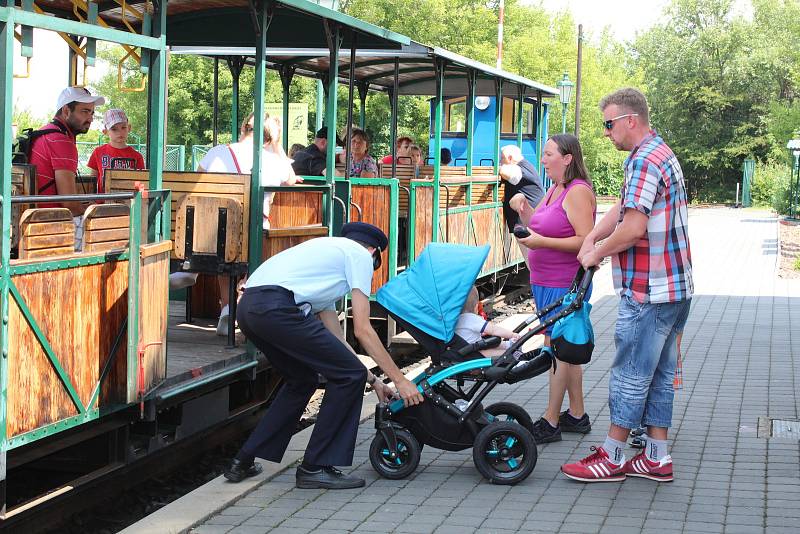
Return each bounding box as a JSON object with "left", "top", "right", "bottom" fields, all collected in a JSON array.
[
  {"left": 484, "top": 402, "right": 535, "bottom": 434},
  {"left": 473, "top": 421, "right": 537, "bottom": 485},
  {"left": 369, "top": 428, "right": 421, "bottom": 480}
]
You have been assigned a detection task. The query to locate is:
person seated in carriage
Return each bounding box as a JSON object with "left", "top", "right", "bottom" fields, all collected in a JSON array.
[{"left": 455, "top": 286, "right": 520, "bottom": 357}]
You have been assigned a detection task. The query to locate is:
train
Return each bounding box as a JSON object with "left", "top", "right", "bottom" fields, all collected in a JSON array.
[{"left": 0, "top": 0, "right": 557, "bottom": 526}]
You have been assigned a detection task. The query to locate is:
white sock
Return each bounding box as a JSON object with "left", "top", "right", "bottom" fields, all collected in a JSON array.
[
  {"left": 220, "top": 304, "right": 230, "bottom": 318},
  {"left": 645, "top": 435, "right": 669, "bottom": 462},
  {"left": 602, "top": 436, "right": 627, "bottom": 465}
]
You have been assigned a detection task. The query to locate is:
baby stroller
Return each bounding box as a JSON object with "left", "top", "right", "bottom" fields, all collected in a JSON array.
[{"left": 370, "top": 243, "right": 594, "bottom": 485}]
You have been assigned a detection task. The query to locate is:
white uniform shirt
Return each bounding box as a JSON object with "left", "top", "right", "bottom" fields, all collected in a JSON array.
[
  {"left": 199, "top": 143, "right": 293, "bottom": 228},
  {"left": 246, "top": 237, "right": 374, "bottom": 313}
]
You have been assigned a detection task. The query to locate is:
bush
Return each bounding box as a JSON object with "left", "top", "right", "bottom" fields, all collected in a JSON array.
[{"left": 751, "top": 162, "right": 793, "bottom": 214}]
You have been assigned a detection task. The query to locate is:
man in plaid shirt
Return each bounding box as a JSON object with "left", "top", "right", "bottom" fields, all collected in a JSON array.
[{"left": 561, "top": 88, "right": 692, "bottom": 483}]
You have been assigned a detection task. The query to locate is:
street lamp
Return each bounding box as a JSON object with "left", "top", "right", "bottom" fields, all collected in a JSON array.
[
  {"left": 556, "top": 72, "right": 574, "bottom": 134},
  {"left": 788, "top": 138, "right": 800, "bottom": 219}
]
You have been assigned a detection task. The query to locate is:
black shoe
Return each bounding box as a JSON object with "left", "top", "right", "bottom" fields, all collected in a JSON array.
[
  {"left": 224, "top": 459, "right": 263, "bottom": 482},
  {"left": 629, "top": 426, "right": 647, "bottom": 448},
  {"left": 295, "top": 465, "right": 366, "bottom": 489},
  {"left": 532, "top": 417, "right": 562, "bottom": 443},
  {"left": 558, "top": 410, "right": 592, "bottom": 434}
]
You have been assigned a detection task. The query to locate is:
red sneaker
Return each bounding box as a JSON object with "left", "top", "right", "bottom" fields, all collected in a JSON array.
[
  {"left": 561, "top": 446, "right": 626, "bottom": 482},
  {"left": 623, "top": 451, "right": 674, "bottom": 482}
]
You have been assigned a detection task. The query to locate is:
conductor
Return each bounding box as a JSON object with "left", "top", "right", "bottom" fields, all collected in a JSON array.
[{"left": 224, "top": 222, "right": 424, "bottom": 489}]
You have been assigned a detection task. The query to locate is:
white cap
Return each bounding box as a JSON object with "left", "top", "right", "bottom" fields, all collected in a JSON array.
[
  {"left": 104, "top": 108, "right": 128, "bottom": 129},
  {"left": 56, "top": 86, "right": 106, "bottom": 112}
]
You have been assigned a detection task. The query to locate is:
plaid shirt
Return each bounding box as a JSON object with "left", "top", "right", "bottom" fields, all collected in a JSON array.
[{"left": 612, "top": 130, "right": 693, "bottom": 303}]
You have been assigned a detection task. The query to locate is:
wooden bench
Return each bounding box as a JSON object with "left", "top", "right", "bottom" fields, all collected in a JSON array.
[
  {"left": 12, "top": 164, "right": 36, "bottom": 250},
  {"left": 18, "top": 208, "right": 75, "bottom": 259},
  {"left": 106, "top": 170, "right": 252, "bottom": 263},
  {"left": 83, "top": 204, "right": 130, "bottom": 253}
]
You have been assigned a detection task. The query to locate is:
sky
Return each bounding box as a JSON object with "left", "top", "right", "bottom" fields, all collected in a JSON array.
[{"left": 529, "top": 0, "right": 670, "bottom": 43}]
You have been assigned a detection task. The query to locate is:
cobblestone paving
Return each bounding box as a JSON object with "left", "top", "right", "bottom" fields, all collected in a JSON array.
[{"left": 194, "top": 208, "right": 800, "bottom": 534}]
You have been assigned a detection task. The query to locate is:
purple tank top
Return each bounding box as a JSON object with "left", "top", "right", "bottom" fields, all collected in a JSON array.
[{"left": 528, "top": 179, "right": 595, "bottom": 287}]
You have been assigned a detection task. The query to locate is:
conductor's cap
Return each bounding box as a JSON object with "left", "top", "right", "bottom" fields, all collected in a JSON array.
[{"left": 341, "top": 222, "right": 388, "bottom": 251}]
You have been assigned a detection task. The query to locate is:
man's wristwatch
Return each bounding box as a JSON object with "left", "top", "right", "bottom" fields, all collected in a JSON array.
[{"left": 367, "top": 374, "right": 377, "bottom": 386}]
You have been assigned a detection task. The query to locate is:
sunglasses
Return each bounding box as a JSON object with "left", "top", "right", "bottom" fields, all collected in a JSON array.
[{"left": 603, "top": 113, "right": 638, "bottom": 130}]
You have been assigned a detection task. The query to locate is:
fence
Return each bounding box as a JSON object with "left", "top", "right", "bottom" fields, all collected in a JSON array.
[{"left": 76, "top": 142, "right": 186, "bottom": 174}]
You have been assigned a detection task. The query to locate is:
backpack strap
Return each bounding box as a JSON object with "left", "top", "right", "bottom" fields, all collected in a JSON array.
[{"left": 34, "top": 121, "right": 71, "bottom": 194}]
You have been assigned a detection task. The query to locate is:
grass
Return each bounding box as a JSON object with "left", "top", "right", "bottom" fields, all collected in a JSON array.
[{"left": 795, "top": 256, "right": 800, "bottom": 271}]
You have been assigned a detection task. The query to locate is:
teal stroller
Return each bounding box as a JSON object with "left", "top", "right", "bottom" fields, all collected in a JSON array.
[{"left": 370, "top": 243, "right": 593, "bottom": 485}]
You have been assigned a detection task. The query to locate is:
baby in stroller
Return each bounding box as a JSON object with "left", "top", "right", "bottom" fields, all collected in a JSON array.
[
  {"left": 456, "top": 286, "right": 520, "bottom": 357},
  {"left": 370, "top": 243, "right": 593, "bottom": 485}
]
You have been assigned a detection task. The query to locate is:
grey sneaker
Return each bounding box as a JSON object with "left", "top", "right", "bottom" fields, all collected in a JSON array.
[
  {"left": 558, "top": 410, "right": 592, "bottom": 434},
  {"left": 295, "top": 466, "right": 365, "bottom": 489}
]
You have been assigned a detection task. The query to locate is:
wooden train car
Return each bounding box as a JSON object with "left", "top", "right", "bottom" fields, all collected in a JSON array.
[{"left": 0, "top": 0, "right": 556, "bottom": 525}]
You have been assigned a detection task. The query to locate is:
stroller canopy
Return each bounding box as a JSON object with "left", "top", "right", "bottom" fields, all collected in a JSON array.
[{"left": 377, "top": 243, "right": 490, "bottom": 342}]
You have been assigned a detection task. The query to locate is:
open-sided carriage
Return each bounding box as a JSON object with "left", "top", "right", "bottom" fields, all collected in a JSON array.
[{"left": 1, "top": 0, "right": 557, "bottom": 524}]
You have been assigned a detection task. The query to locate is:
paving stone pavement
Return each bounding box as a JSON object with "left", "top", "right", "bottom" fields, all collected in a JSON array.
[{"left": 193, "top": 208, "right": 800, "bottom": 534}]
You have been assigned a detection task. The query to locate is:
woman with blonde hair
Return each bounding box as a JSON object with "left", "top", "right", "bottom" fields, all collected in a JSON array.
[{"left": 197, "top": 112, "right": 300, "bottom": 336}]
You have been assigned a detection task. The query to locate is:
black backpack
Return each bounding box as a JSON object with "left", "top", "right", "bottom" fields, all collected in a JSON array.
[{"left": 12, "top": 121, "right": 69, "bottom": 164}]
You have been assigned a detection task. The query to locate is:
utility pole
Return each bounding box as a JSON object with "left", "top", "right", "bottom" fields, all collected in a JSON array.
[
  {"left": 496, "top": 0, "right": 505, "bottom": 69},
  {"left": 575, "top": 24, "right": 583, "bottom": 138}
]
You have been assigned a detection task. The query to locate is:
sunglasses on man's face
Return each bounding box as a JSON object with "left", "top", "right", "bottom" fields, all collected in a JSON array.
[{"left": 603, "top": 113, "right": 638, "bottom": 130}]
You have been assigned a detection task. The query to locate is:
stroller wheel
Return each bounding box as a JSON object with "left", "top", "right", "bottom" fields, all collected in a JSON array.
[
  {"left": 473, "top": 421, "right": 537, "bottom": 485},
  {"left": 369, "top": 428, "right": 421, "bottom": 480},
  {"left": 484, "top": 402, "right": 535, "bottom": 434}
]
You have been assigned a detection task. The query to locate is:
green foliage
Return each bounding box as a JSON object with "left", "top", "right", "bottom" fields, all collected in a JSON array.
[
  {"left": 631, "top": 0, "right": 800, "bottom": 202},
  {"left": 80, "top": 0, "right": 800, "bottom": 206},
  {"left": 794, "top": 255, "right": 800, "bottom": 271}
]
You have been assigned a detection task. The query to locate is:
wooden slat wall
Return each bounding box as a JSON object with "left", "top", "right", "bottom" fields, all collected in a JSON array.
[
  {"left": 412, "top": 185, "right": 433, "bottom": 260},
  {"left": 471, "top": 182, "right": 496, "bottom": 205},
  {"left": 106, "top": 170, "right": 251, "bottom": 262},
  {"left": 269, "top": 191, "right": 324, "bottom": 228},
  {"left": 351, "top": 184, "right": 392, "bottom": 293},
  {"left": 379, "top": 164, "right": 416, "bottom": 215},
  {"left": 7, "top": 262, "right": 129, "bottom": 437},
  {"left": 138, "top": 243, "right": 170, "bottom": 398}
]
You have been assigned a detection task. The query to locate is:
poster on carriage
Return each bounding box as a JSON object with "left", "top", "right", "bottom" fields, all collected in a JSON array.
[{"left": 265, "top": 103, "right": 308, "bottom": 148}]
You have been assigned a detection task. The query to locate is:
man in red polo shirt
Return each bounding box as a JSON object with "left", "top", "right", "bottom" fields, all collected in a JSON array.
[
  {"left": 29, "top": 86, "right": 105, "bottom": 248},
  {"left": 30, "top": 86, "right": 106, "bottom": 211}
]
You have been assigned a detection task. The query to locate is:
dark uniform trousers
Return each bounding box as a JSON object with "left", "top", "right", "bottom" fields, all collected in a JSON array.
[{"left": 237, "top": 286, "right": 367, "bottom": 466}]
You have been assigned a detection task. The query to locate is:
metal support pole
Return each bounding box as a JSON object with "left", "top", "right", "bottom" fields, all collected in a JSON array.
[
  {"left": 493, "top": 79, "right": 503, "bottom": 174},
  {"left": 146, "top": 0, "right": 167, "bottom": 190},
  {"left": 432, "top": 59, "right": 445, "bottom": 242},
  {"left": 575, "top": 24, "right": 583, "bottom": 137},
  {"left": 1, "top": 7, "right": 16, "bottom": 511},
  {"left": 212, "top": 57, "right": 219, "bottom": 146},
  {"left": 279, "top": 64, "right": 295, "bottom": 153},
  {"left": 316, "top": 79, "right": 325, "bottom": 132},
  {"left": 227, "top": 56, "right": 245, "bottom": 142},
  {"left": 536, "top": 90, "right": 544, "bottom": 177},
  {"left": 466, "top": 69, "right": 476, "bottom": 174},
  {"left": 389, "top": 58, "right": 399, "bottom": 177},
  {"left": 247, "top": 2, "right": 270, "bottom": 275},
  {"left": 344, "top": 33, "right": 357, "bottom": 177},
  {"left": 516, "top": 86, "right": 524, "bottom": 147},
  {"left": 357, "top": 82, "right": 368, "bottom": 130},
  {"left": 323, "top": 22, "right": 340, "bottom": 231}
]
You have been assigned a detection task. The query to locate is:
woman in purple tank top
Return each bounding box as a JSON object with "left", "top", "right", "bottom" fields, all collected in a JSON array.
[{"left": 510, "top": 134, "right": 596, "bottom": 445}]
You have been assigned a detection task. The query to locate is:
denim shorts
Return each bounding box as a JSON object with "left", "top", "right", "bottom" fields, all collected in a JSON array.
[
  {"left": 609, "top": 296, "right": 691, "bottom": 429},
  {"left": 532, "top": 283, "right": 593, "bottom": 337}
]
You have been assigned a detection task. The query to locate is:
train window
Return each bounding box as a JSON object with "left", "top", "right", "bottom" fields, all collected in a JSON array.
[
  {"left": 500, "top": 98, "right": 535, "bottom": 136},
  {"left": 444, "top": 97, "right": 466, "bottom": 133}
]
